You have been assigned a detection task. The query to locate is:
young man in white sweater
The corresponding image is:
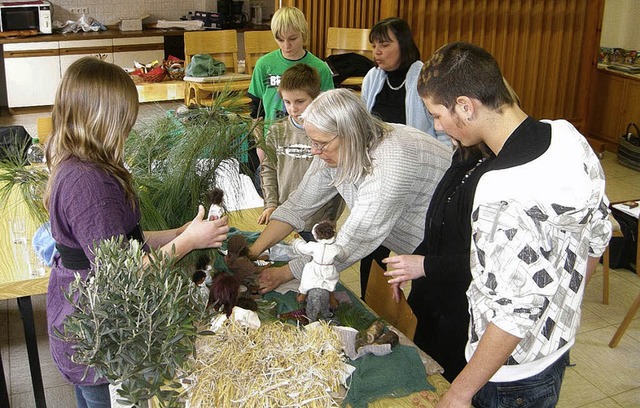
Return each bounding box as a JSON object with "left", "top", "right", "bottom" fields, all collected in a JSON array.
[{"left": 418, "top": 41, "right": 612, "bottom": 408}]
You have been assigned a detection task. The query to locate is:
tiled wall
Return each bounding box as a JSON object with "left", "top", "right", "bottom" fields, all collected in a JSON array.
[{"left": 52, "top": 0, "right": 220, "bottom": 26}]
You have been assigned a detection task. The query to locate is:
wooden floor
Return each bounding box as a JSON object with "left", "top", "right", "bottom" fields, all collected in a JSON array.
[{"left": 1, "top": 103, "right": 639, "bottom": 407}]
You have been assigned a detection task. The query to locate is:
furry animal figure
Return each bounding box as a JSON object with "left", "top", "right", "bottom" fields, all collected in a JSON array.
[
  {"left": 225, "top": 234, "right": 262, "bottom": 294},
  {"left": 209, "top": 234, "right": 265, "bottom": 315}
]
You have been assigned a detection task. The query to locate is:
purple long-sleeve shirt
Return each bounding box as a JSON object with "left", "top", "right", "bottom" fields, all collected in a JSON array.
[{"left": 47, "top": 156, "right": 140, "bottom": 385}]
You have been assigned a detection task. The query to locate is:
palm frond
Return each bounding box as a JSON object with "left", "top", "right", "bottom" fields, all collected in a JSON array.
[{"left": 0, "top": 155, "right": 49, "bottom": 224}]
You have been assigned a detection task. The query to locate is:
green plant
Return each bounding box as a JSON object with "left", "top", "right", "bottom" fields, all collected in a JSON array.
[
  {"left": 0, "top": 152, "right": 49, "bottom": 224},
  {"left": 127, "top": 95, "right": 262, "bottom": 232},
  {"left": 57, "top": 236, "right": 206, "bottom": 407}
]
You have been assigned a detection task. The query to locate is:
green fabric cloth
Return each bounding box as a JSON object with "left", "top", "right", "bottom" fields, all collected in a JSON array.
[
  {"left": 263, "top": 282, "right": 366, "bottom": 316},
  {"left": 344, "top": 345, "right": 434, "bottom": 408},
  {"left": 186, "top": 54, "right": 226, "bottom": 77}
]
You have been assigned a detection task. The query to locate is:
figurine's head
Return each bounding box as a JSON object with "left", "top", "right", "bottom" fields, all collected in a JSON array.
[
  {"left": 206, "top": 188, "right": 224, "bottom": 206},
  {"left": 208, "top": 272, "right": 240, "bottom": 316},
  {"left": 311, "top": 220, "right": 336, "bottom": 241},
  {"left": 192, "top": 270, "right": 207, "bottom": 285}
]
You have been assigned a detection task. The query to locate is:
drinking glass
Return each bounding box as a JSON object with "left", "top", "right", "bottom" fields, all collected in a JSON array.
[{"left": 9, "top": 217, "right": 45, "bottom": 277}]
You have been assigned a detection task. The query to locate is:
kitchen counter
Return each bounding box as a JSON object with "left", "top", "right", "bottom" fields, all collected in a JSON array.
[
  {"left": 597, "top": 63, "right": 640, "bottom": 81},
  {"left": 0, "top": 28, "right": 186, "bottom": 44},
  {"left": 0, "top": 23, "right": 270, "bottom": 45}
]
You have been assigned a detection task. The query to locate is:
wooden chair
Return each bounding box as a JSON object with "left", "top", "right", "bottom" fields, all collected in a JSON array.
[
  {"left": 183, "top": 30, "right": 252, "bottom": 107},
  {"left": 36, "top": 117, "right": 52, "bottom": 144},
  {"left": 243, "top": 30, "right": 278, "bottom": 75},
  {"left": 609, "top": 291, "right": 640, "bottom": 347},
  {"left": 325, "top": 27, "right": 373, "bottom": 88},
  {"left": 604, "top": 204, "right": 640, "bottom": 347},
  {"left": 364, "top": 261, "right": 417, "bottom": 340}
]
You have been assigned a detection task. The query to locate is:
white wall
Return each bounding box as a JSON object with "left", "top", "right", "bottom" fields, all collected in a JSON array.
[{"left": 601, "top": 0, "right": 640, "bottom": 49}]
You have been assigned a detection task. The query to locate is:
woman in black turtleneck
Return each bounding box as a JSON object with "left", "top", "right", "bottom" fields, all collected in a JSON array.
[{"left": 359, "top": 17, "right": 451, "bottom": 300}]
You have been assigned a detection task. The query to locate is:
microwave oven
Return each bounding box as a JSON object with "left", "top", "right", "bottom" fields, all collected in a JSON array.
[{"left": 0, "top": 0, "right": 52, "bottom": 34}]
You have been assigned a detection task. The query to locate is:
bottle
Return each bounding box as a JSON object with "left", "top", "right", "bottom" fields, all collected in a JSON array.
[{"left": 27, "top": 136, "right": 45, "bottom": 165}]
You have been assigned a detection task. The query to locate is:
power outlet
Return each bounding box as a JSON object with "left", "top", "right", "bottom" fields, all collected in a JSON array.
[{"left": 69, "top": 7, "right": 89, "bottom": 15}]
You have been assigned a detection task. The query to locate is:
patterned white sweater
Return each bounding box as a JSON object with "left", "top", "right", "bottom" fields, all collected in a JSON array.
[
  {"left": 467, "top": 118, "right": 612, "bottom": 381},
  {"left": 271, "top": 123, "right": 452, "bottom": 279}
]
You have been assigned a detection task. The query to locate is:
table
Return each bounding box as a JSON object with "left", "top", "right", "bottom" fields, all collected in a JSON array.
[
  {"left": 134, "top": 79, "right": 185, "bottom": 103},
  {"left": 0, "top": 186, "right": 49, "bottom": 408},
  {"left": 610, "top": 199, "right": 640, "bottom": 276},
  {"left": 226, "top": 207, "right": 450, "bottom": 406}
]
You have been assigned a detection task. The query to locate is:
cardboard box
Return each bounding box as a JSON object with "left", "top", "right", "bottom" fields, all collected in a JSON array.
[
  {"left": 120, "top": 18, "right": 142, "bottom": 31},
  {"left": 118, "top": 14, "right": 149, "bottom": 31}
]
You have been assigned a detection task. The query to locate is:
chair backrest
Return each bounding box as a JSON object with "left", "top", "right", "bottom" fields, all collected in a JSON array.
[
  {"left": 244, "top": 30, "right": 278, "bottom": 75},
  {"left": 36, "top": 117, "right": 52, "bottom": 144},
  {"left": 364, "top": 261, "right": 417, "bottom": 340},
  {"left": 325, "top": 27, "right": 373, "bottom": 59},
  {"left": 184, "top": 30, "right": 240, "bottom": 74}
]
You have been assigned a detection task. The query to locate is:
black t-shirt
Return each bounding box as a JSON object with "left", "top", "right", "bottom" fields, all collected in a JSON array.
[{"left": 371, "top": 66, "right": 410, "bottom": 124}]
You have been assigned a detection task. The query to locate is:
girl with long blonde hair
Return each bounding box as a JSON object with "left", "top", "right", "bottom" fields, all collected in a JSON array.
[{"left": 44, "top": 57, "right": 229, "bottom": 406}]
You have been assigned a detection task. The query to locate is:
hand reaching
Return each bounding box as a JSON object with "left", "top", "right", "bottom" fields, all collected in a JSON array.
[
  {"left": 182, "top": 205, "right": 230, "bottom": 250},
  {"left": 257, "top": 207, "right": 276, "bottom": 225},
  {"left": 382, "top": 255, "right": 426, "bottom": 302},
  {"left": 258, "top": 264, "right": 294, "bottom": 293}
]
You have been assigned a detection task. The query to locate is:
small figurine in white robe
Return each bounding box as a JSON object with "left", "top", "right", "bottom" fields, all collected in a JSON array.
[{"left": 293, "top": 220, "right": 343, "bottom": 321}]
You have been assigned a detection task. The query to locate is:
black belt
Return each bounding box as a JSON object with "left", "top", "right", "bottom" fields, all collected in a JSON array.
[{"left": 55, "top": 224, "right": 145, "bottom": 270}]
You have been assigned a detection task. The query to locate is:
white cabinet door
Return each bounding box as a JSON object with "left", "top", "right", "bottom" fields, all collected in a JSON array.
[
  {"left": 4, "top": 42, "right": 60, "bottom": 108},
  {"left": 112, "top": 36, "right": 164, "bottom": 69},
  {"left": 59, "top": 39, "right": 114, "bottom": 76}
]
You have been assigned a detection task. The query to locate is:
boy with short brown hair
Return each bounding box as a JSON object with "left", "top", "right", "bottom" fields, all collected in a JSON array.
[{"left": 258, "top": 63, "right": 342, "bottom": 241}]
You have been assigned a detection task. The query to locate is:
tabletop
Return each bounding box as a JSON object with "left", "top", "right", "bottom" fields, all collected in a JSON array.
[{"left": 0, "top": 184, "right": 49, "bottom": 301}]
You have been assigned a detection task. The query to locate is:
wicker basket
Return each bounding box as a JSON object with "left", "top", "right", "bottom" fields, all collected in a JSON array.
[
  {"left": 139, "top": 69, "right": 167, "bottom": 83},
  {"left": 164, "top": 60, "right": 185, "bottom": 81}
]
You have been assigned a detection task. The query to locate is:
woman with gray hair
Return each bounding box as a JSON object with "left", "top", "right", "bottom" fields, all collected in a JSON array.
[{"left": 248, "top": 88, "right": 451, "bottom": 294}]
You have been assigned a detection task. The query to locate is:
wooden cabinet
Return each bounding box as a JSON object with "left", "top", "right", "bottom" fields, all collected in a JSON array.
[
  {"left": 59, "top": 39, "right": 114, "bottom": 76},
  {"left": 588, "top": 68, "right": 640, "bottom": 151},
  {"left": 3, "top": 42, "right": 61, "bottom": 108},
  {"left": 3, "top": 34, "right": 166, "bottom": 108}
]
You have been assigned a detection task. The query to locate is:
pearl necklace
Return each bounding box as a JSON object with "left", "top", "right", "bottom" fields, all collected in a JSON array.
[
  {"left": 386, "top": 76, "right": 406, "bottom": 91},
  {"left": 446, "top": 157, "right": 488, "bottom": 203}
]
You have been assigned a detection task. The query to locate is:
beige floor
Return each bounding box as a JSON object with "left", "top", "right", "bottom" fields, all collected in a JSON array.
[{"left": 1, "top": 104, "right": 639, "bottom": 407}]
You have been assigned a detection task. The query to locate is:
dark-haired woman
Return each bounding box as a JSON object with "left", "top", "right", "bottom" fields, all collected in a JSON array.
[{"left": 359, "top": 17, "right": 452, "bottom": 298}]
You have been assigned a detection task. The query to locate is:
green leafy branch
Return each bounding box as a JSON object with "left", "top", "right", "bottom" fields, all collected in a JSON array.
[{"left": 56, "top": 237, "right": 207, "bottom": 407}]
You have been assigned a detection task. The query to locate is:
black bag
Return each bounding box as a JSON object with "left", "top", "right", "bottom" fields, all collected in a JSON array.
[
  {"left": 0, "top": 125, "right": 31, "bottom": 165},
  {"left": 618, "top": 123, "right": 640, "bottom": 172},
  {"left": 609, "top": 207, "right": 638, "bottom": 273},
  {"left": 325, "top": 52, "right": 375, "bottom": 86}
]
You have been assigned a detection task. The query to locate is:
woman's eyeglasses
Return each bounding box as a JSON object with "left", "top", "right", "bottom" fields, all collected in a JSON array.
[{"left": 308, "top": 134, "right": 339, "bottom": 152}]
